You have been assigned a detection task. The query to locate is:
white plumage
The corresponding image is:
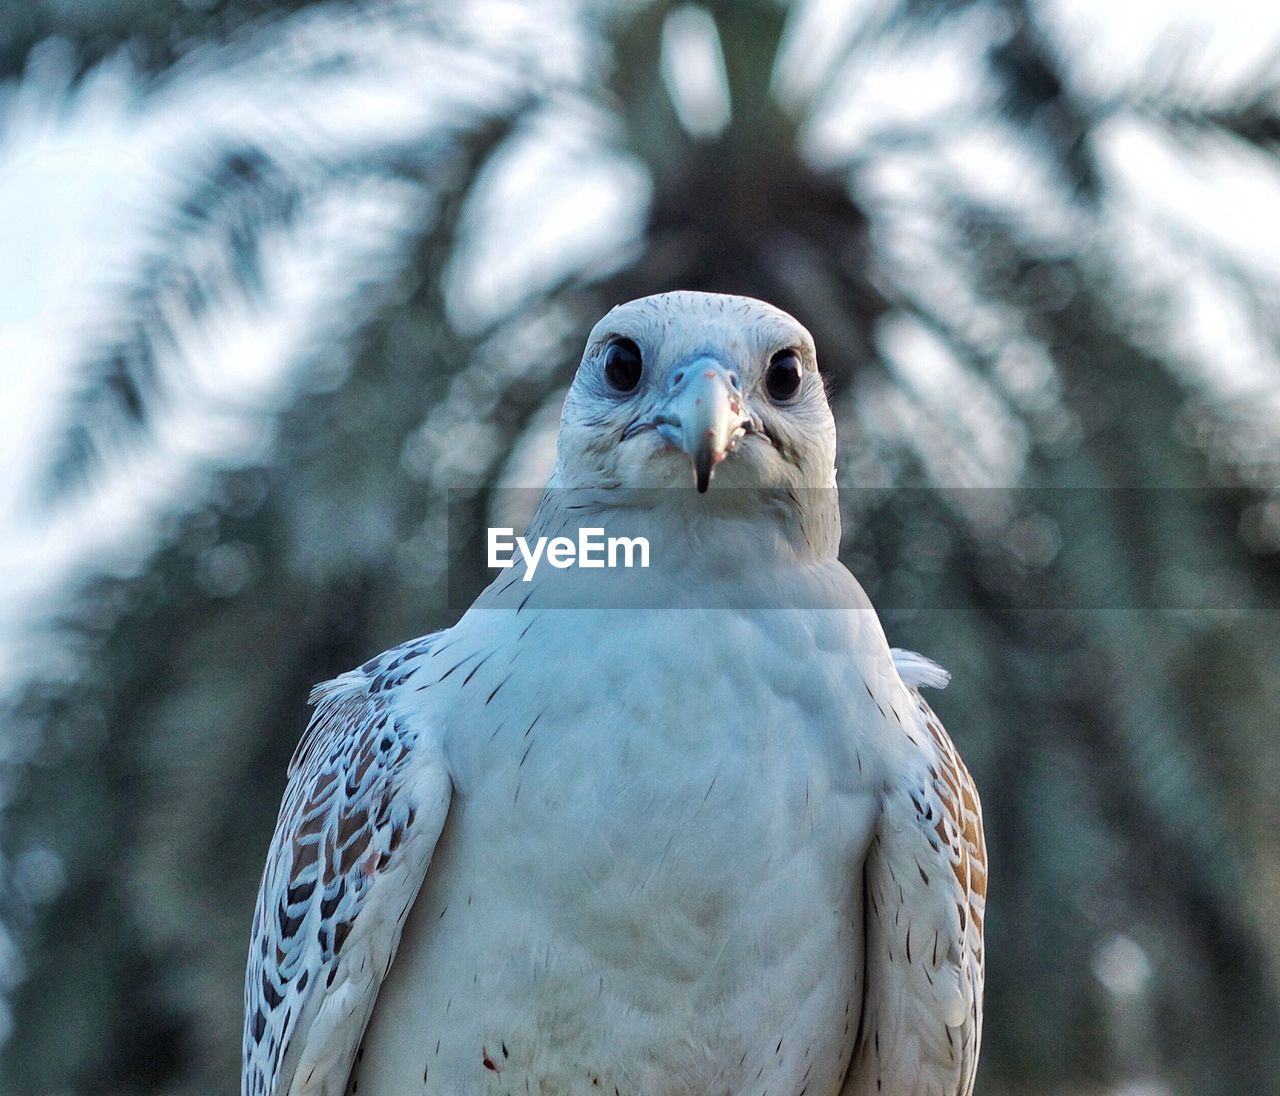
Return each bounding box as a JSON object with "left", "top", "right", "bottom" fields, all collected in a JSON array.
[{"left": 244, "top": 292, "right": 986, "bottom": 1096}]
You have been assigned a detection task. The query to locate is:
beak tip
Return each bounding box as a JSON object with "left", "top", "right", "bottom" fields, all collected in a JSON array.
[{"left": 694, "top": 453, "right": 713, "bottom": 493}]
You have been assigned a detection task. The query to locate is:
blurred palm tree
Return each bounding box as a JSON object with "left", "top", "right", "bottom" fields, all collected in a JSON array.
[{"left": 3, "top": 1, "right": 1280, "bottom": 1093}]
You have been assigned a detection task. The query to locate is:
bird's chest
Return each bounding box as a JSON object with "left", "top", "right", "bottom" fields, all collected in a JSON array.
[
  {"left": 356, "top": 608, "right": 888, "bottom": 1094},
  {"left": 448, "top": 607, "right": 882, "bottom": 928}
]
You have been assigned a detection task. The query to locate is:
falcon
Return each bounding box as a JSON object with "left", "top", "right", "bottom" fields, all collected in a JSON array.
[{"left": 243, "top": 291, "right": 987, "bottom": 1096}]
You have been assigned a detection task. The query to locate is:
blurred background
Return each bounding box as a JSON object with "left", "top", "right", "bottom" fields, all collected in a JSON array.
[{"left": 1, "top": 0, "right": 1279, "bottom": 1092}]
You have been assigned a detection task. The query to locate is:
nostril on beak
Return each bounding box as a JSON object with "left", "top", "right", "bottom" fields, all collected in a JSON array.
[
  {"left": 728, "top": 372, "right": 740, "bottom": 390},
  {"left": 671, "top": 370, "right": 685, "bottom": 388}
]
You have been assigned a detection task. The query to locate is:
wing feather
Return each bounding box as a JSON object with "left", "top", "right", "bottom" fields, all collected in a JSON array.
[
  {"left": 243, "top": 637, "right": 452, "bottom": 1096},
  {"left": 844, "top": 658, "right": 986, "bottom": 1096}
]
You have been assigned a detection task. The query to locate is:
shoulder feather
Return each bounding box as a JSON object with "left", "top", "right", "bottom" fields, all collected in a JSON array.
[
  {"left": 243, "top": 635, "right": 452, "bottom": 1096},
  {"left": 845, "top": 679, "right": 985, "bottom": 1096},
  {"left": 891, "top": 647, "right": 951, "bottom": 691}
]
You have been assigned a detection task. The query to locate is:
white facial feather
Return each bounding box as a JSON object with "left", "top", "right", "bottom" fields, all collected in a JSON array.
[{"left": 553, "top": 291, "right": 838, "bottom": 495}]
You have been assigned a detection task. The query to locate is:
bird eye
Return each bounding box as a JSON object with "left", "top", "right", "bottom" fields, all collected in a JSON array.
[
  {"left": 603, "top": 337, "right": 643, "bottom": 393},
  {"left": 764, "top": 349, "right": 804, "bottom": 402}
]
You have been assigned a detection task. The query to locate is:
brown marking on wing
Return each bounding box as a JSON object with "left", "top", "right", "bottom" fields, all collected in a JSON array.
[
  {"left": 246, "top": 670, "right": 438, "bottom": 1094},
  {"left": 923, "top": 713, "right": 987, "bottom": 956}
]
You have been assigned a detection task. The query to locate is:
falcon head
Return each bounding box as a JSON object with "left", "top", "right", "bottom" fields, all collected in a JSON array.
[{"left": 554, "top": 292, "right": 836, "bottom": 495}]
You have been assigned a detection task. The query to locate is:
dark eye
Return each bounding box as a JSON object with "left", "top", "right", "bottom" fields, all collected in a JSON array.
[
  {"left": 603, "top": 337, "right": 643, "bottom": 393},
  {"left": 764, "top": 349, "right": 804, "bottom": 402}
]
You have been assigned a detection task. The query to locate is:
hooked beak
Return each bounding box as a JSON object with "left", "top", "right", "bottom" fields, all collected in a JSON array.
[{"left": 653, "top": 358, "right": 750, "bottom": 493}]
